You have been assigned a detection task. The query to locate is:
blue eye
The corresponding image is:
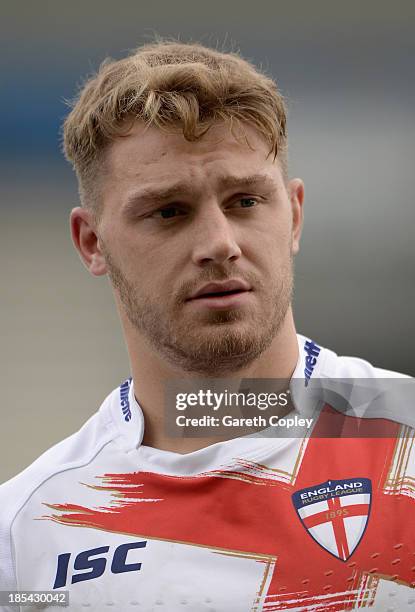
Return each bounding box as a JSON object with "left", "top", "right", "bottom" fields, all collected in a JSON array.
[
  {"left": 239, "top": 198, "right": 257, "bottom": 208},
  {"left": 160, "top": 207, "right": 178, "bottom": 218},
  {"left": 153, "top": 206, "right": 184, "bottom": 219}
]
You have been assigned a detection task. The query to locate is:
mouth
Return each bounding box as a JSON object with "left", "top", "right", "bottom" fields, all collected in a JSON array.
[
  {"left": 195, "top": 288, "right": 248, "bottom": 299},
  {"left": 186, "top": 280, "right": 253, "bottom": 310}
]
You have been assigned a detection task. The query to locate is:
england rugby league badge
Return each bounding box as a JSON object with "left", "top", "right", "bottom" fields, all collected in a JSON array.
[{"left": 292, "top": 478, "right": 372, "bottom": 561}]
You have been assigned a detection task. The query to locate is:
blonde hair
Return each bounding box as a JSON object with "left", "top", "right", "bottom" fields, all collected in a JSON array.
[{"left": 63, "top": 39, "right": 288, "bottom": 212}]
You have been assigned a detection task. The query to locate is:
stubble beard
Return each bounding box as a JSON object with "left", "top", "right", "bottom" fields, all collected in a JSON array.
[{"left": 103, "top": 249, "right": 293, "bottom": 377}]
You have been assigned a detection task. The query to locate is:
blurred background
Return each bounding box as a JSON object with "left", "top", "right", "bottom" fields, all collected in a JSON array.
[{"left": 1, "top": 0, "right": 414, "bottom": 482}]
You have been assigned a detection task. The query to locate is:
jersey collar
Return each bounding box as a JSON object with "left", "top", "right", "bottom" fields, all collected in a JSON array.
[{"left": 104, "top": 334, "right": 330, "bottom": 450}]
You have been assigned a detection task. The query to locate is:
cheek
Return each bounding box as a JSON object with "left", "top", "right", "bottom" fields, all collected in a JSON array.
[
  {"left": 126, "top": 248, "right": 176, "bottom": 299},
  {"left": 244, "top": 218, "right": 292, "bottom": 261}
]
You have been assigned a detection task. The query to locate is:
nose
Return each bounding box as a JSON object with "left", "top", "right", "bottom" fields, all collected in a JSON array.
[{"left": 191, "top": 204, "right": 242, "bottom": 267}]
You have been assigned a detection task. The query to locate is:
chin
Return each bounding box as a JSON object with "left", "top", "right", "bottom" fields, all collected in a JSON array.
[{"left": 191, "top": 306, "right": 254, "bottom": 326}]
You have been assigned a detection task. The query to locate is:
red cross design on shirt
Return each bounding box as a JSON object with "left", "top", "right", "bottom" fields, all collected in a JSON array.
[{"left": 301, "top": 495, "right": 370, "bottom": 561}]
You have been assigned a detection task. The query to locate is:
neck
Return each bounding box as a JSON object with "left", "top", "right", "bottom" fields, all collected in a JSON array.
[{"left": 124, "top": 309, "right": 299, "bottom": 454}]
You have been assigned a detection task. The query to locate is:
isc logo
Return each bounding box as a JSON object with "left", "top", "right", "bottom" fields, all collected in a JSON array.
[{"left": 53, "top": 541, "right": 147, "bottom": 588}]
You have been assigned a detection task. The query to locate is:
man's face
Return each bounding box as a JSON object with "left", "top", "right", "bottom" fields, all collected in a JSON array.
[{"left": 95, "top": 120, "right": 303, "bottom": 376}]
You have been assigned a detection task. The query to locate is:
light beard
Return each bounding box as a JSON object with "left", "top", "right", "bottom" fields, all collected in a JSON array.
[{"left": 103, "top": 248, "right": 293, "bottom": 377}]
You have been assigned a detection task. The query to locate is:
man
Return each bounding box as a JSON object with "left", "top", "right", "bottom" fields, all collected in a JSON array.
[{"left": 0, "top": 40, "right": 414, "bottom": 611}]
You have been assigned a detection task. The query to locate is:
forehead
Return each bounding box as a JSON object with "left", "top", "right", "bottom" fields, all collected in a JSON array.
[{"left": 104, "top": 120, "right": 281, "bottom": 189}]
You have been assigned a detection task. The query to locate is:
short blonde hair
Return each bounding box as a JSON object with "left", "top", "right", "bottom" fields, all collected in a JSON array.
[{"left": 63, "top": 39, "right": 288, "bottom": 212}]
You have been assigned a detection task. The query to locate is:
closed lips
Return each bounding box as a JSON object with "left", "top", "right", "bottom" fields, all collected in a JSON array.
[{"left": 188, "top": 280, "right": 252, "bottom": 300}]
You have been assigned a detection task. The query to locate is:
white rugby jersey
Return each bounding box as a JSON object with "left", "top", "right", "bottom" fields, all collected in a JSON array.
[{"left": 1, "top": 334, "right": 414, "bottom": 611}]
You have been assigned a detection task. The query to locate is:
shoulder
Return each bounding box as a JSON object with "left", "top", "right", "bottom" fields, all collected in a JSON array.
[
  {"left": 0, "top": 382, "right": 124, "bottom": 512},
  {"left": 325, "top": 352, "right": 410, "bottom": 379},
  {"left": 296, "top": 333, "right": 411, "bottom": 380},
  {"left": 296, "top": 333, "right": 414, "bottom": 428},
  {"left": 0, "top": 387, "right": 120, "bottom": 590}
]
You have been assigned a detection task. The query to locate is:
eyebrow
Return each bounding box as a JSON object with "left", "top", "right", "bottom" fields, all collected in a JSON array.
[{"left": 122, "top": 173, "right": 276, "bottom": 214}]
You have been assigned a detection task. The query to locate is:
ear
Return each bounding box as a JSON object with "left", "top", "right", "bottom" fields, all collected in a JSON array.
[
  {"left": 70, "top": 207, "right": 107, "bottom": 276},
  {"left": 287, "top": 178, "right": 305, "bottom": 255}
]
